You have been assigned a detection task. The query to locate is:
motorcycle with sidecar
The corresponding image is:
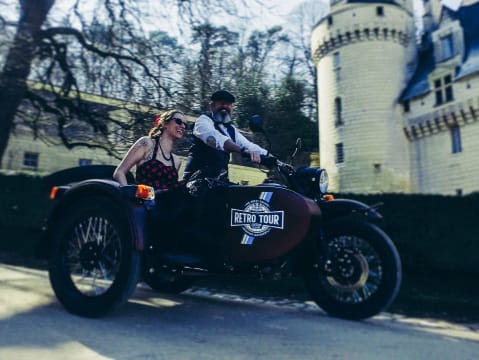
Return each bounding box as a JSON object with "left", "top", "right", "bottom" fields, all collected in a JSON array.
[{"left": 43, "top": 117, "right": 401, "bottom": 320}]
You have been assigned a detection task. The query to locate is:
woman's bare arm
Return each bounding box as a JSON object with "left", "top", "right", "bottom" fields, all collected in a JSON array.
[{"left": 113, "top": 137, "right": 152, "bottom": 185}]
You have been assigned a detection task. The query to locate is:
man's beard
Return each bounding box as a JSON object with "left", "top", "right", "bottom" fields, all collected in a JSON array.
[{"left": 212, "top": 109, "right": 232, "bottom": 124}]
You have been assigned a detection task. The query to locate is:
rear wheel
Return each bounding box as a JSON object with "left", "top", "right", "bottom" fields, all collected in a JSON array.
[
  {"left": 48, "top": 196, "right": 140, "bottom": 317},
  {"left": 304, "top": 219, "right": 401, "bottom": 320}
]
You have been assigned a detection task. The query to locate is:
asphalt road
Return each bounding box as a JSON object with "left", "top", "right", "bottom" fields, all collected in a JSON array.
[{"left": 0, "top": 262, "right": 478, "bottom": 360}]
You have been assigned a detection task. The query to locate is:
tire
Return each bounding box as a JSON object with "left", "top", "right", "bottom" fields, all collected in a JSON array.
[
  {"left": 142, "top": 271, "right": 194, "bottom": 293},
  {"left": 304, "top": 219, "right": 402, "bottom": 320},
  {"left": 48, "top": 196, "right": 140, "bottom": 318}
]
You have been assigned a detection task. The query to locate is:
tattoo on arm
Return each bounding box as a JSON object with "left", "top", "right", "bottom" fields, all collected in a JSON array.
[
  {"left": 134, "top": 137, "right": 152, "bottom": 160},
  {"left": 206, "top": 136, "right": 217, "bottom": 148},
  {"left": 139, "top": 137, "right": 150, "bottom": 147}
]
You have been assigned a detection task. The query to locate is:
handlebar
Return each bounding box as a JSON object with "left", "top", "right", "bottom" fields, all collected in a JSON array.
[
  {"left": 240, "top": 148, "right": 278, "bottom": 167},
  {"left": 260, "top": 154, "right": 279, "bottom": 167}
]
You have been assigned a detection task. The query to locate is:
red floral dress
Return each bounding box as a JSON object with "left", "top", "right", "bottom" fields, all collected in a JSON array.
[{"left": 135, "top": 138, "right": 183, "bottom": 191}]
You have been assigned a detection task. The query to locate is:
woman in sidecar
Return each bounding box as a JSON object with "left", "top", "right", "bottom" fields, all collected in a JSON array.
[
  {"left": 47, "top": 110, "right": 190, "bottom": 317},
  {"left": 113, "top": 109, "right": 187, "bottom": 191}
]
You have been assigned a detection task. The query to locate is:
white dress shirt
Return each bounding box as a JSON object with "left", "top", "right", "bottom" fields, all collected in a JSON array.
[{"left": 193, "top": 114, "right": 268, "bottom": 155}]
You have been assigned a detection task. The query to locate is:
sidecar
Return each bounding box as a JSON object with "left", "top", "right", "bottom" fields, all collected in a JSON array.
[{"left": 43, "top": 165, "right": 321, "bottom": 318}]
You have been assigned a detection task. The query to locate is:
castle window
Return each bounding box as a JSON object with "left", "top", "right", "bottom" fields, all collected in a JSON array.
[
  {"left": 376, "top": 6, "right": 384, "bottom": 16},
  {"left": 23, "top": 152, "right": 39, "bottom": 169},
  {"left": 79, "top": 158, "right": 92, "bottom": 166},
  {"left": 335, "top": 97, "right": 343, "bottom": 126},
  {"left": 333, "top": 52, "right": 341, "bottom": 80},
  {"left": 441, "top": 34, "right": 454, "bottom": 60},
  {"left": 450, "top": 125, "right": 462, "bottom": 154},
  {"left": 333, "top": 52, "right": 341, "bottom": 69},
  {"left": 327, "top": 16, "right": 333, "bottom": 26},
  {"left": 403, "top": 100, "right": 410, "bottom": 113},
  {"left": 335, "top": 143, "right": 344, "bottom": 164},
  {"left": 434, "top": 75, "right": 454, "bottom": 105}
]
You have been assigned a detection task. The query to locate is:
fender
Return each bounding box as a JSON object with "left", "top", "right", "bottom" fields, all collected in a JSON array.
[
  {"left": 317, "top": 198, "right": 383, "bottom": 221},
  {"left": 40, "top": 179, "right": 149, "bottom": 258}
]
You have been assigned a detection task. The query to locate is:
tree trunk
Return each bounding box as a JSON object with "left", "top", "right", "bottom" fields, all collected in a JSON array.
[{"left": 0, "top": 0, "right": 54, "bottom": 168}]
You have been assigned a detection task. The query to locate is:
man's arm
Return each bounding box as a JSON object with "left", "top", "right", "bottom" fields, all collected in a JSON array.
[
  {"left": 234, "top": 130, "right": 268, "bottom": 155},
  {"left": 193, "top": 115, "right": 230, "bottom": 150}
]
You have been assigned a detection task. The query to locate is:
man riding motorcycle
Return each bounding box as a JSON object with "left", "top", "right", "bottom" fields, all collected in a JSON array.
[{"left": 183, "top": 90, "right": 268, "bottom": 181}]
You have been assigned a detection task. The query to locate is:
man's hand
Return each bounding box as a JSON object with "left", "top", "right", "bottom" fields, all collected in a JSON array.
[
  {"left": 240, "top": 147, "right": 261, "bottom": 163},
  {"left": 249, "top": 151, "right": 261, "bottom": 163}
]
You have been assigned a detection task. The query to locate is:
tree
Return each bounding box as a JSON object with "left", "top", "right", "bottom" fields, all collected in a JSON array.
[
  {"left": 233, "top": 26, "right": 288, "bottom": 128},
  {"left": 0, "top": 0, "right": 266, "bottom": 166},
  {"left": 282, "top": 0, "right": 328, "bottom": 121},
  {"left": 265, "top": 75, "right": 318, "bottom": 161},
  {"left": 0, "top": 0, "right": 168, "bottom": 165},
  {"left": 0, "top": 0, "right": 55, "bottom": 166},
  {"left": 177, "top": 59, "right": 201, "bottom": 114},
  {"left": 191, "top": 23, "right": 239, "bottom": 111}
]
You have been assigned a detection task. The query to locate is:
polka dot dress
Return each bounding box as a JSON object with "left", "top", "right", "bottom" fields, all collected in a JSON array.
[{"left": 136, "top": 138, "right": 183, "bottom": 191}]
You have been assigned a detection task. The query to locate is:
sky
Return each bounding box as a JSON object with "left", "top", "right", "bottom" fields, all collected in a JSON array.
[
  {"left": 4, "top": 1, "right": 457, "bottom": 36},
  {"left": 16, "top": 0, "right": 317, "bottom": 45},
  {"left": 1, "top": 0, "right": 467, "bottom": 47}
]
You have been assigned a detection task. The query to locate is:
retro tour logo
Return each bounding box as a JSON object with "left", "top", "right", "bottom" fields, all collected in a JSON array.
[{"left": 231, "top": 192, "right": 284, "bottom": 245}]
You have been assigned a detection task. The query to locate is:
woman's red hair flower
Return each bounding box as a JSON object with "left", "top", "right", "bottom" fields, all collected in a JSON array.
[{"left": 153, "top": 114, "right": 162, "bottom": 127}]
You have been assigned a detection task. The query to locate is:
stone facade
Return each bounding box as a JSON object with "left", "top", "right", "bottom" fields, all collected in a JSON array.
[
  {"left": 312, "top": 0, "right": 479, "bottom": 195},
  {"left": 2, "top": 88, "right": 266, "bottom": 185},
  {"left": 2, "top": 129, "right": 121, "bottom": 175}
]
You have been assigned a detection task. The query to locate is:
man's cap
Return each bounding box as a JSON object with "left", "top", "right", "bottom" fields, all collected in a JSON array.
[{"left": 210, "top": 90, "right": 235, "bottom": 103}]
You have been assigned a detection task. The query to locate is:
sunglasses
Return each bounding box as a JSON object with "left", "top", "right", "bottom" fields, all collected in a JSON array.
[{"left": 171, "top": 118, "right": 187, "bottom": 128}]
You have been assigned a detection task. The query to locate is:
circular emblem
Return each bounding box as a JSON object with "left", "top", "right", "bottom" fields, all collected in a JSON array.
[{"left": 241, "top": 199, "right": 272, "bottom": 237}]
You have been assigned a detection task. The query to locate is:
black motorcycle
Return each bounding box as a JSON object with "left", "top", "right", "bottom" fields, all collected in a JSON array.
[{"left": 44, "top": 117, "right": 401, "bottom": 320}]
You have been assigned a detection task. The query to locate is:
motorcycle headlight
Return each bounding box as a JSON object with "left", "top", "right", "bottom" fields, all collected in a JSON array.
[
  {"left": 319, "top": 169, "right": 328, "bottom": 194},
  {"left": 294, "top": 167, "right": 329, "bottom": 195}
]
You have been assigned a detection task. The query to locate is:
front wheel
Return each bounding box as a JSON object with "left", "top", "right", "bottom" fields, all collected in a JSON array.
[
  {"left": 48, "top": 196, "right": 140, "bottom": 317},
  {"left": 304, "top": 219, "right": 401, "bottom": 320}
]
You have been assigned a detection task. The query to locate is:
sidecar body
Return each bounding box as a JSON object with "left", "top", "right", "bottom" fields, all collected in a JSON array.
[{"left": 44, "top": 174, "right": 321, "bottom": 269}]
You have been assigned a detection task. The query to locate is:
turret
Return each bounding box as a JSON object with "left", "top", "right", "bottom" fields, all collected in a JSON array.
[{"left": 311, "top": 0, "right": 417, "bottom": 193}]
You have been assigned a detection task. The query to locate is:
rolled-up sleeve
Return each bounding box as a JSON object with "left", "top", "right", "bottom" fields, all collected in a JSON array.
[
  {"left": 193, "top": 115, "right": 268, "bottom": 155},
  {"left": 235, "top": 131, "right": 268, "bottom": 155},
  {"left": 193, "top": 115, "right": 230, "bottom": 150}
]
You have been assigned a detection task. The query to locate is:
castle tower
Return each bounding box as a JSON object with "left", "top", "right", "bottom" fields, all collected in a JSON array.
[{"left": 311, "top": 0, "right": 417, "bottom": 193}]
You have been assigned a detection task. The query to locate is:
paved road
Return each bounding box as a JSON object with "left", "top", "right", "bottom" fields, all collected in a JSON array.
[{"left": 0, "top": 263, "right": 478, "bottom": 360}]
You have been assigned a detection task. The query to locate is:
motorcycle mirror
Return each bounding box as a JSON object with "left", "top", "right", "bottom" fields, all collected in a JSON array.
[
  {"left": 249, "top": 115, "right": 265, "bottom": 133},
  {"left": 291, "top": 138, "right": 302, "bottom": 160},
  {"left": 249, "top": 114, "right": 271, "bottom": 152},
  {"left": 295, "top": 138, "right": 302, "bottom": 150}
]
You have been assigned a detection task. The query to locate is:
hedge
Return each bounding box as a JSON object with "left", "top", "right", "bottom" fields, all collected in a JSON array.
[{"left": 338, "top": 193, "right": 479, "bottom": 274}]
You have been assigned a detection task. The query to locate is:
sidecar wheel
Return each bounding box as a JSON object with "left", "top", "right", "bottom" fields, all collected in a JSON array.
[
  {"left": 48, "top": 196, "right": 140, "bottom": 318},
  {"left": 304, "top": 219, "right": 401, "bottom": 320},
  {"left": 143, "top": 272, "right": 194, "bottom": 293}
]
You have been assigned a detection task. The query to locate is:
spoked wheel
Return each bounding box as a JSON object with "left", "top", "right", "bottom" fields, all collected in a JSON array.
[
  {"left": 304, "top": 219, "right": 402, "bottom": 320},
  {"left": 48, "top": 196, "right": 140, "bottom": 317}
]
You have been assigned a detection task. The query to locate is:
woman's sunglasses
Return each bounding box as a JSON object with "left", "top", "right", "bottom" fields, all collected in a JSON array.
[{"left": 171, "top": 118, "right": 187, "bottom": 128}]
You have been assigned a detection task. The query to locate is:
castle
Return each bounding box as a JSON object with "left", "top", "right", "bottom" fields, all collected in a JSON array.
[{"left": 311, "top": 0, "right": 479, "bottom": 195}]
